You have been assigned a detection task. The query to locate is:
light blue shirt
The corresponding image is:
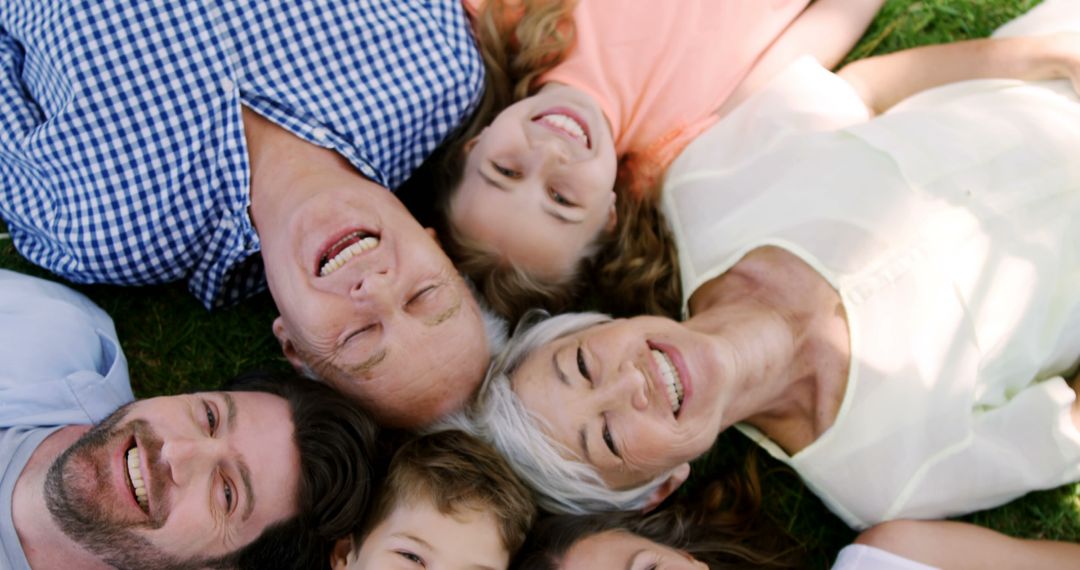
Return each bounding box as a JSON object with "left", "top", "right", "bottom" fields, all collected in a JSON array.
[{"left": 0, "top": 270, "right": 133, "bottom": 570}]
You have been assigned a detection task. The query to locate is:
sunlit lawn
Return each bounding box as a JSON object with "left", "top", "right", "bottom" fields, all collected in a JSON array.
[{"left": 1, "top": 0, "right": 1073, "bottom": 567}]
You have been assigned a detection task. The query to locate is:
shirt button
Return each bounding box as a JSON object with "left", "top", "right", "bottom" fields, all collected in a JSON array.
[{"left": 221, "top": 78, "right": 236, "bottom": 92}]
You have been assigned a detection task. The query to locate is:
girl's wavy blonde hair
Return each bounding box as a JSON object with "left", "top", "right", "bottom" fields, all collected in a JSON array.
[{"left": 420, "top": 0, "right": 681, "bottom": 323}]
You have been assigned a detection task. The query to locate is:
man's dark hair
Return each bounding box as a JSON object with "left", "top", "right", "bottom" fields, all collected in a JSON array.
[{"left": 212, "top": 370, "right": 381, "bottom": 570}]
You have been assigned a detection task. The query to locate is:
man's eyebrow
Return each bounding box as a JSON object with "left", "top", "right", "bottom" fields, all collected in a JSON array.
[
  {"left": 346, "top": 348, "right": 389, "bottom": 377},
  {"left": 425, "top": 295, "right": 462, "bottom": 327},
  {"left": 223, "top": 393, "right": 256, "bottom": 522},
  {"left": 224, "top": 392, "right": 237, "bottom": 427}
]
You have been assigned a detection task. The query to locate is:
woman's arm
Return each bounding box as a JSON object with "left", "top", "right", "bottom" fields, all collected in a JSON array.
[
  {"left": 838, "top": 32, "right": 1080, "bottom": 115},
  {"left": 856, "top": 520, "right": 1080, "bottom": 569},
  {"left": 718, "top": 0, "right": 885, "bottom": 117}
]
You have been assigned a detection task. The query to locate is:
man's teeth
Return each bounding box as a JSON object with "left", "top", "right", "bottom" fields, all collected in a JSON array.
[
  {"left": 320, "top": 236, "right": 379, "bottom": 277},
  {"left": 651, "top": 349, "right": 684, "bottom": 414},
  {"left": 537, "top": 113, "right": 589, "bottom": 147},
  {"left": 126, "top": 447, "right": 149, "bottom": 513}
]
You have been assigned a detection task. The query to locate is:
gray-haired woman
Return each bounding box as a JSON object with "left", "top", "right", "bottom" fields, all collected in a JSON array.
[{"left": 439, "top": 0, "right": 1080, "bottom": 531}]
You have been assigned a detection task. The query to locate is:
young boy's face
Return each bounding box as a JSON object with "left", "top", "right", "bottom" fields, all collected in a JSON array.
[{"left": 334, "top": 499, "right": 510, "bottom": 570}]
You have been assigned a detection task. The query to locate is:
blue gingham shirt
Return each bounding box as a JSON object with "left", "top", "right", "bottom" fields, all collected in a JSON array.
[{"left": 0, "top": 0, "right": 484, "bottom": 308}]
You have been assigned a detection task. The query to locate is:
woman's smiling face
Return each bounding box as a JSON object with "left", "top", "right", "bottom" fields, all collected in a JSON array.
[
  {"left": 510, "top": 316, "right": 727, "bottom": 490},
  {"left": 451, "top": 83, "right": 619, "bottom": 281}
]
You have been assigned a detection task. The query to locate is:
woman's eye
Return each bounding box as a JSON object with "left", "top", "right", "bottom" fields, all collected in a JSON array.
[
  {"left": 204, "top": 402, "right": 217, "bottom": 433},
  {"left": 548, "top": 188, "right": 574, "bottom": 206},
  {"left": 603, "top": 421, "right": 621, "bottom": 458},
  {"left": 492, "top": 162, "right": 520, "bottom": 179},
  {"left": 395, "top": 551, "right": 425, "bottom": 566},
  {"left": 577, "top": 346, "right": 591, "bottom": 382}
]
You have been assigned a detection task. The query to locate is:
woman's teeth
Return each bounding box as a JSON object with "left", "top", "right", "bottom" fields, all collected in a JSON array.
[
  {"left": 319, "top": 235, "right": 379, "bottom": 276},
  {"left": 651, "top": 349, "right": 684, "bottom": 414},
  {"left": 126, "top": 447, "right": 149, "bottom": 514},
  {"left": 536, "top": 113, "right": 589, "bottom": 147}
]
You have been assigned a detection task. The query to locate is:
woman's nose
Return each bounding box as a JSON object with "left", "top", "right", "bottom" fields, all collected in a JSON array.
[{"left": 606, "top": 361, "right": 650, "bottom": 412}]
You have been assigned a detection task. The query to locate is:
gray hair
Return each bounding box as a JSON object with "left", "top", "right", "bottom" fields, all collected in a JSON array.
[{"left": 435, "top": 311, "right": 673, "bottom": 514}]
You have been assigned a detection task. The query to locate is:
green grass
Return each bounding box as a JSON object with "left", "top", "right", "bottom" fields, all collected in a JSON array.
[{"left": 0, "top": 0, "right": 1073, "bottom": 566}]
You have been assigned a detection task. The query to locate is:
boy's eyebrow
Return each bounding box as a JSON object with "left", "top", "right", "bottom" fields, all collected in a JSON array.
[{"left": 393, "top": 533, "right": 435, "bottom": 550}]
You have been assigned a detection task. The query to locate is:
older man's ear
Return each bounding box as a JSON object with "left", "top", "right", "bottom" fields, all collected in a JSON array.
[
  {"left": 273, "top": 316, "right": 308, "bottom": 373},
  {"left": 642, "top": 462, "right": 691, "bottom": 512}
]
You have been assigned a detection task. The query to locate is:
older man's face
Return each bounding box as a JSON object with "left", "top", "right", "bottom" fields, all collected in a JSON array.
[
  {"left": 46, "top": 391, "right": 299, "bottom": 568},
  {"left": 262, "top": 173, "right": 490, "bottom": 428}
]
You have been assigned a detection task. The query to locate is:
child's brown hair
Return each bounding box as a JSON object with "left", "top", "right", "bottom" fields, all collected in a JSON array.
[{"left": 356, "top": 430, "right": 537, "bottom": 555}]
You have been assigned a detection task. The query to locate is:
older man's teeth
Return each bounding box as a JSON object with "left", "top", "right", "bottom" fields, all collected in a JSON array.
[
  {"left": 320, "top": 236, "right": 379, "bottom": 277},
  {"left": 126, "top": 447, "right": 149, "bottom": 514},
  {"left": 651, "top": 349, "right": 684, "bottom": 414},
  {"left": 537, "top": 113, "right": 589, "bottom": 147}
]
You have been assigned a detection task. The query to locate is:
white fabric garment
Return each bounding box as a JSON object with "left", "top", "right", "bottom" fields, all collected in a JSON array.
[
  {"left": 663, "top": 2, "right": 1080, "bottom": 529},
  {"left": 832, "top": 544, "right": 939, "bottom": 570}
]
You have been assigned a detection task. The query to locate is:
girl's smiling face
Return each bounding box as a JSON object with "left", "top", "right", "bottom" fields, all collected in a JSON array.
[{"left": 451, "top": 83, "right": 619, "bottom": 281}]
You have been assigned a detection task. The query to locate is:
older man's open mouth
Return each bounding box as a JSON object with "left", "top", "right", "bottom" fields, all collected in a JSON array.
[{"left": 317, "top": 229, "right": 380, "bottom": 277}]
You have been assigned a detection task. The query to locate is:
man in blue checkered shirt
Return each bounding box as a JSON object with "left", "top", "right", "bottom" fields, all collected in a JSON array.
[{"left": 0, "top": 1, "right": 494, "bottom": 427}]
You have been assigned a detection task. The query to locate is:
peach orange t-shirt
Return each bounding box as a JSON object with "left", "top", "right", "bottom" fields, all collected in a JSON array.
[{"left": 464, "top": 0, "right": 808, "bottom": 194}]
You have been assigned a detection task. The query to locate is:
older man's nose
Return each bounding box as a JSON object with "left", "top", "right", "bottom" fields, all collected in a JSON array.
[{"left": 350, "top": 267, "right": 394, "bottom": 306}]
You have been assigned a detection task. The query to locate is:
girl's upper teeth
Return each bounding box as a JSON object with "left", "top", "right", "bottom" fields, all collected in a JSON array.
[
  {"left": 126, "top": 447, "right": 149, "bottom": 513},
  {"left": 651, "top": 349, "right": 684, "bottom": 414},
  {"left": 538, "top": 114, "right": 588, "bottom": 146},
  {"left": 320, "top": 236, "right": 379, "bottom": 276}
]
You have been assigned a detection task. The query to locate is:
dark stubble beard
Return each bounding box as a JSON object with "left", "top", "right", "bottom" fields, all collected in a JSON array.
[{"left": 43, "top": 403, "right": 214, "bottom": 570}]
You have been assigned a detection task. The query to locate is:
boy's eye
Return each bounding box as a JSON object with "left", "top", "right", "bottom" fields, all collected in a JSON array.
[
  {"left": 395, "top": 551, "right": 426, "bottom": 566},
  {"left": 492, "top": 162, "right": 520, "bottom": 179}
]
